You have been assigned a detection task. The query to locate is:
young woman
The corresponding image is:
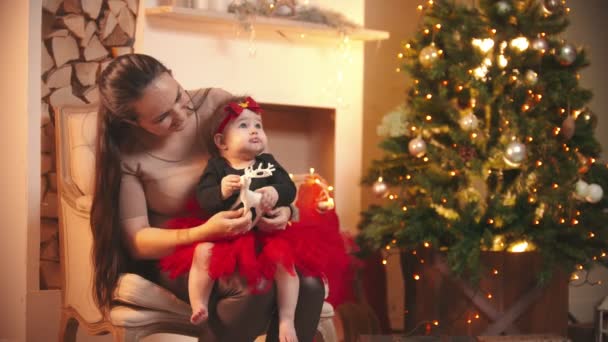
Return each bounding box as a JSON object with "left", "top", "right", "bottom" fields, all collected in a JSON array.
[{"left": 91, "top": 53, "right": 324, "bottom": 341}]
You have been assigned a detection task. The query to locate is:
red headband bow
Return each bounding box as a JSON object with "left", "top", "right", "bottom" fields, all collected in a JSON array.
[{"left": 216, "top": 97, "right": 262, "bottom": 134}]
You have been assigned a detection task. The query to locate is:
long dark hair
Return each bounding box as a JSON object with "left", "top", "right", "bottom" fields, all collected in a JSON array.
[{"left": 91, "top": 54, "right": 170, "bottom": 310}]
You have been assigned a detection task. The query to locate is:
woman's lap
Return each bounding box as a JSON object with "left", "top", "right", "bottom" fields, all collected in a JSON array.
[{"left": 158, "top": 271, "right": 325, "bottom": 342}]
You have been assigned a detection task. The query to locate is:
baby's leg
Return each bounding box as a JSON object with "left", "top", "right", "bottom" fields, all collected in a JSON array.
[
  {"left": 276, "top": 264, "right": 300, "bottom": 342},
  {"left": 189, "top": 242, "right": 215, "bottom": 325}
]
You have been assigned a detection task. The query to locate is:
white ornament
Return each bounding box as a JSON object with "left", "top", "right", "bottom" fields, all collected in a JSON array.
[
  {"left": 459, "top": 112, "right": 479, "bottom": 131},
  {"left": 372, "top": 177, "right": 389, "bottom": 197},
  {"left": 503, "top": 141, "right": 527, "bottom": 167},
  {"left": 585, "top": 183, "right": 603, "bottom": 203},
  {"left": 408, "top": 136, "right": 427, "bottom": 157},
  {"left": 524, "top": 70, "right": 538, "bottom": 86},
  {"left": 575, "top": 180, "right": 589, "bottom": 198}
]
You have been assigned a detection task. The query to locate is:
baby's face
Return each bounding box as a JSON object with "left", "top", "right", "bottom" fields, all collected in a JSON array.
[{"left": 221, "top": 109, "right": 267, "bottom": 160}]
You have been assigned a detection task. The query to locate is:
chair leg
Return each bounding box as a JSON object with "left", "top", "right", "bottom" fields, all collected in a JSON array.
[
  {"left": 317, "top": 317, "right": 338, "bottom": 342},
  {"left": 113, "top": 327, "right": 138, "bottom": 342},
  {"left": 58, "top": 311, "right": 79, "bottom": 342}
]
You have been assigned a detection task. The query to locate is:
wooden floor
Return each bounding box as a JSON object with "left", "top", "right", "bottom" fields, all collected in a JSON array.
[{"left": 357, "top": 335, "right": 569, "bottom": 342}]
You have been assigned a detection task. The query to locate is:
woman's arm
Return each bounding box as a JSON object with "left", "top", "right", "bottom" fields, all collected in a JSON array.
[
  {"left": 119, "top": 164, "right": 251, "bottom": 260},
  {"left": 121, "top": 209, "right": 251, "bottom": 260}
]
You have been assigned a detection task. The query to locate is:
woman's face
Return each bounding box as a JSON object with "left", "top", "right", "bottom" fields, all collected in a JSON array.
[
  {"left": 220, "top": 109, "right": 267, "bottom": 160},
  {"left": 131, "top": 72, "right": 193, "bottom": 137}
]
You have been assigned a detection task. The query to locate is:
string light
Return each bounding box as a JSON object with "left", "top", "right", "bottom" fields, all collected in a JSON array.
[
  {"left": 382, "top": 259, "right": 387, "bottom": 265},
  {"left": 426, "top": 94, "right": 433, "bottom": 99},
  {"left": 493, "top": 269, "right": 499, "bottom": 275},
  {"left": 536, "top": 160, "right": 543, "bottom": 167},
  {"left": 402, "top": 206, "right": 408, "bottom": 211},
  {"left": 414, "top": 274, "right": 421, "bottom": 280},
  {"left": 487, "top": 293, "right": 493, "bottom": 299},
  {"left": 424, "top": 242, "right": 431, "bottom": 248}
]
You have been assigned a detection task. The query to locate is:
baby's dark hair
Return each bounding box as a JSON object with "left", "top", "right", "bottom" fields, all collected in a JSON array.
[{"left": 204, "top": 95, "right": 252, "bottom": 157}]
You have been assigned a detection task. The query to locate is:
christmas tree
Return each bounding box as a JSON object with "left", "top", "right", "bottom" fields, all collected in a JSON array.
[{"left": 358, "top": 0, "right": 608, "bottom": 282}]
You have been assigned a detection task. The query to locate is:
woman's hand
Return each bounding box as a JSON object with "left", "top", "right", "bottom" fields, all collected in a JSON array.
[
  {"left": 200, "top": 208, "right": 252, "bottom": 240},
  {"left": 257, "top": 206, "right": 290, "bottom": 232}
]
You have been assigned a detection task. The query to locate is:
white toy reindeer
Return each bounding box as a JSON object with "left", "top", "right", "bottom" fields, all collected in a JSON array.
[{"left": 230, "top": 162, "right": 276, "bottom": 229}]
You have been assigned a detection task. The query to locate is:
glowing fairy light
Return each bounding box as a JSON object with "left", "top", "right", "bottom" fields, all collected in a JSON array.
[
  {"left": 472, "top": 38, "right": 495, "bottom": 53},
  {"left": 498, "top": 54, "right": 508, "bottom": 68},
  {"left": 510, "top": 37, "right": 530, "bottom": 51},
  {"left": 509, "top": 241, "right": 530, "bottom": 253}
]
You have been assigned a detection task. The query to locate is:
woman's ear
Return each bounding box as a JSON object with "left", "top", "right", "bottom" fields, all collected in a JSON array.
[{"left": 214, "top": 133, "right": 227, "bottom": 150}]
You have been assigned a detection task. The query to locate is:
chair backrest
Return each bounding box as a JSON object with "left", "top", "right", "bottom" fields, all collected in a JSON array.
[{"left": 54, "top": 104, "right": 104, "bottom": 323}]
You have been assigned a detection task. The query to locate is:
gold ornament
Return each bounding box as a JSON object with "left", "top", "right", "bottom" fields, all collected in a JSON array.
[{"left": 419, "top": 43, "right": 440, "bottom": 68}]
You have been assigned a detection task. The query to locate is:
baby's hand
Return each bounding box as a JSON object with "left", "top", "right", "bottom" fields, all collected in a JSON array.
[
  {"left": 221, "top": 175, "right": 241, "bottom": 199},
  {"left": 255, "top": 186, "right": 279, "bottom": 213}
]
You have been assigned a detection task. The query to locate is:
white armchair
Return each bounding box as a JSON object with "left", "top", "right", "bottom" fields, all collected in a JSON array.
[{"left": 54, "top": 104, "right": 337, "bottom": 341}]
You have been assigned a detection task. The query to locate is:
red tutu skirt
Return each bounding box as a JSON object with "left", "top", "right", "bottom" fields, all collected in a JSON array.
[{"left": 159, "top": 179, "right": 354, "bottom": 299}]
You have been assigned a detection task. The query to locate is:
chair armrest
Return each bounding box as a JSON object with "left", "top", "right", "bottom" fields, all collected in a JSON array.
[{"left": 58, "top": 177, "right": 91, "bottom": 216}]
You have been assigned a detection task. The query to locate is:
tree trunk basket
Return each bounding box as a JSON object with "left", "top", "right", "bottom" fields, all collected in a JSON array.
[{"left": 401, "top": 249, "right": 568, "bottom": 337}]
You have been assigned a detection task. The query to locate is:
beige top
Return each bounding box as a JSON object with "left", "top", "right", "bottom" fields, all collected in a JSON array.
[{"left": 118, "top": 88, "right": 231, "bottom": 228}]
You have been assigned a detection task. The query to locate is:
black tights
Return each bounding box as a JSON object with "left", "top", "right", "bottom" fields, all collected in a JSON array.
[{"left": 160, "top": 272, "right": 325, "bottom": 342}]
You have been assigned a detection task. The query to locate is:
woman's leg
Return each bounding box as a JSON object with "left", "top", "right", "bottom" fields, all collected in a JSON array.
[
  {"left": 188, "top": 242, "right": 215, "bottom": 324},
  {"left": 266, "top": 275, "right": 325, "bottom": 342},
  {"left": 275, "top": 265, "right": 299, "bottom": 342},
  {"left": 160, "top": 270, "right": 276, "bottom": 341}
]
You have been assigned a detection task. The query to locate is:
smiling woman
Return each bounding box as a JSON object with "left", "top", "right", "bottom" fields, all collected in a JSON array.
[{"left": 91, "top": 53, "right": 325, "bottom": 341}]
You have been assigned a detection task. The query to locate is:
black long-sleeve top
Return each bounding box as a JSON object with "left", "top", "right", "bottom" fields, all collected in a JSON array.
[{"left": 195, "top": 153, "right": 297, "bottom": 215}]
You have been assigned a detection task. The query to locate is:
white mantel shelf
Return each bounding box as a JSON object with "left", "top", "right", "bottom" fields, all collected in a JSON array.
[{"left": 145, "top": 6, "right": 390, "bottom": 43}]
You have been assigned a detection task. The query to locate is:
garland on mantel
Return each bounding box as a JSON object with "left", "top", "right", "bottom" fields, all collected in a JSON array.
[{"left": 228, "top": 0, "right": 360, "bottom": 31}]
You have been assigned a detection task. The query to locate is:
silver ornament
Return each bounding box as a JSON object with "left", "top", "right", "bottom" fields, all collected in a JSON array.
[
  {"left": 372, "top": 178, "right": 389, "bottom": 197},
  {"left": 531, "top": 38, "right": 549, "bottom": 53},
  {"left": 585, "top": 183, "right": 603, "bottom": 203},
  {"left": 557, "top": 44, "right": 577, "bottom": 66},
  {"left": 575, "top": 179, "right": 589, "bottom": 198},
  {"left": 561, "top": 115, "right": 576, "bottom": 140},
  {"left": 543, "top": 0, "right": 564, "bottom": 14},
  {"left": 524, "top": 70, "right": 538, "bottom": 86},
  {"left": 419, "top": 44, "right": 440, "bottom": 68},
  {"left": 496, "top": 1, "right": 512, "bottom": 15},
  {"left": 503, "top": 141, "right": 527, "bottom": 166},
  {"left": 459, "top": 112, "right": 479, "bottom": 131},
  {"left": 408, "top": 136, "right": 427, "bottom": 157}
]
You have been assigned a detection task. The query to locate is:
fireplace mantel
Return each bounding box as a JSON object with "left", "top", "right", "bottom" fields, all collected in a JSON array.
[{"left": 145, "top": 6, "right": 389, "bottom": 44}]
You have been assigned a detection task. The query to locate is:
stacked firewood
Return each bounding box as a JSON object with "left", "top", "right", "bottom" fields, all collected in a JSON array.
[{"left": 40, "top": 0, "right": 139, "bottom": 290}]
